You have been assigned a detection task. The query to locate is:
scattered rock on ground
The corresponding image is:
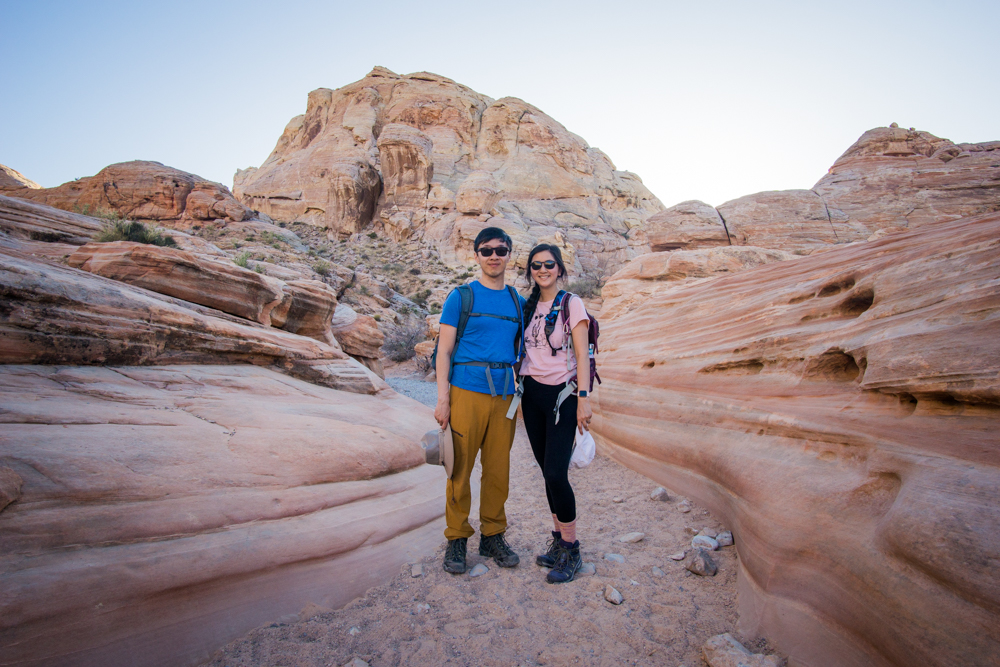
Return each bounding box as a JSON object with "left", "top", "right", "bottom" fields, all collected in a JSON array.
[
  {"left": 702, "top": 633, "right": 782, "bottom": 667},
  {"left": 604, "top": 586, "right": 624, "bottom": 605},
  {"left": 578, "top": 562, "right": 596, "bottom": 577},
  {"left": 692, "top": 535, "right": 720, "bottom": 551},
  {"left": 698, "top": 528, "right": 718, "bottom": 538},
  {"left": 678, "top": 501, "right": 691, "bottom": 513},
  {"left": 669, "top": 551, "right": 686, "bottom": 561},
  {"left": 685, "top": 549, "right": 718, "bottom": 577},
  {"left": 343, "top": 658, "right": 369, "bottom": 667},
  {"left": 650, "top": 486, "right": 669, "bottom": 501},
  {"left": 651, "top": 566, "right": 665, "bottom": 577},
  {"left": 617, "top": 531, "right": 645, "bottom": 543},
  {"left": 612, "top": 497, "right": 625, "bottom": 504},
  {"left": 469, "top": 563, "right": 488, "bottom": 577},
  {"left": 716, "top": 531, "right": 734, "bottom": 547},
  {"left": 410, "top": 563, "right": 423, "bottom": 578},
  {"left": 604, "top": 553, "right": 626, "bottom": 563}
]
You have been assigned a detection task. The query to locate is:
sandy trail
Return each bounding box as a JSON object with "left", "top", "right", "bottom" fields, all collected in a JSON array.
[{"left": 207, "top": 372, "right": 741, "bottom": 666}]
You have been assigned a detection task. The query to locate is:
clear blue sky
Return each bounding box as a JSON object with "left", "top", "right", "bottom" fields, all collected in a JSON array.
[{"left": 2, "top": 0, "right": 997, "bottom": 208}]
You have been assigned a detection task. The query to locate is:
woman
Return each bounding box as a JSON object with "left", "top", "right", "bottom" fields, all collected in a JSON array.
[{"left": 518, "top": 243, "right": 594, "bottom": 584}]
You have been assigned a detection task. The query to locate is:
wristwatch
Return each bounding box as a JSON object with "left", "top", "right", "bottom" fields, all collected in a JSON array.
[{"left": 578, "top": 390, "right": 589, "bottom": 398}]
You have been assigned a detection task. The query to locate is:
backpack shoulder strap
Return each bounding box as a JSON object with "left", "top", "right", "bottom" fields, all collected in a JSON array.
[
  {"left": 543, "top": 290, "right": 568, "bottom": 356},
  {"left": 446, "top": 284, "right": 474, "bottom": 382},
  {"left": 506, "top": 285, "right": 524, "bottom": 362}
]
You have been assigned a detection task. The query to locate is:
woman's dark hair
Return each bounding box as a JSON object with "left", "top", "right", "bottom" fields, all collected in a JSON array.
[
  {"left": 473, "top": 226, "right": 512, "bottom": 252},
  {"left": 523, "top": 243, "right": 567, "bottom": 324}
]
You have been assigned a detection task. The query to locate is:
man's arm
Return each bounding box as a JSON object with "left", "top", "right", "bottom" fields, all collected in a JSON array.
[{"left": 434, "top": 323, "right": 458, "bottom": 429}]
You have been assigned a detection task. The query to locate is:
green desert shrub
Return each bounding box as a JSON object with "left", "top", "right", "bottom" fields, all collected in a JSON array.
[
  {"left": 96, "top": 218, "right": 177, "bottom": 248},
  {"left": 313, "top": 260, "right": 331, "bottom": 276},
  {"left": 233, "top": 251, "right": 251, "bottom": 268}
]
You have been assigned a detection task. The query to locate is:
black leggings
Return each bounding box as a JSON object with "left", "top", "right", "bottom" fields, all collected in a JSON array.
[{"left": 521, "top": 376, "right": 577, "bottom": 524}]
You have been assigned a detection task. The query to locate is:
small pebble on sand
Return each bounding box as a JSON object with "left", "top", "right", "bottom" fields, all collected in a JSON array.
[
  {"left": 410, "top": 563, "right": 423, "bottom": 577},
  {"left": 716, "top": 531, "right": 734, "bottom": 547},
  {"left": 669, "top": 551, "right": 687, "bottom": 561},
  {"left": 617, "top": 531, "right": 645, "bottom": 543},
  {"left": 469, "top": 563, "right": 489, "bottom": 577},
  {"left": 415, "top": 603, "right": 430, "bottom": 613},
  {"left": 685, "top": 549, "right": 718, "bottom": 577},
  {"left": 348, "top": 626, "right": 360, "bottom": 636},
  {"left": 343, "top": 659, "right": 369, "bottom": 667},
  {"left": 692, "top": 535, "right": 719, "bottom": 551},
  {"left": 650, "top": 487, "right": 669, "bottom": 501},
  {"left": 697, "top": 527, "right": 718, "bottom": 538},
  {"left": 612, "top": 497, "right": 625, "bottom": 503},
  {"left": 604, "top": 553, "right": 626, "bottom": 563},
  {"left": 630, "top": 579, "right": 640, "bottom": 586},
  {"left": 578, "top": 562, "right": 597, "bottom": 576},
  {"left": 678, "top": 501, "right": 692, "bottom": 513},
  {"left": 604, "top": 585, "right": 624, "bottom": 605},
  {"left": 652, "top": 566, "right": 665, "bottom": 577}
]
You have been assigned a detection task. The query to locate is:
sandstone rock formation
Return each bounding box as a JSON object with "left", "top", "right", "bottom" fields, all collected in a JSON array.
[
  {"left": 0, "top": 239, "right": 380, "bottom": 394},
  {"left": 0, "top": 363, "right": 443, "bottom": 667},
  {"left": 644, "top": 200, "right": 730, "bottom": 252},
  {"left": 591, "top": 212, "right": 1000, "bottom": 667},
  {"left": 5, "top": 160, "right": 252, "bottom": 224},
  {"left": 68, "top": 241, "right": 286, "bottom": 324},
  {"left": 0, "top": 163, "right": 41, "bottom": 190},
  {"left": 233, "top": 67, "right": 664, "bottom": 279},
  {"left": 0, "top": 192, "right": 104, "bottom": 244},
  {"left": 329, "top": 304, "right": 386, "bottom": 376},
  {"left": 600, "top": 245, "right": 795, "bottom": 319},
  {"left": 649, "top": 127, "right": 1000, "bottom": 256}
]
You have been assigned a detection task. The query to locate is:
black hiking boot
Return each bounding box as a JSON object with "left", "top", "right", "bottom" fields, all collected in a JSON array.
[
  {"left": 536, "top": 531, "right": 562, "bottom": 568},
  {"left": 443, "top": 537, "right": 468, "bottom": 574},
  {"left": 546, "top": 540, "right": 582, "bottom": 584},
  {"left": 479, "top": 532, "right": 520, "bottom": 568}
]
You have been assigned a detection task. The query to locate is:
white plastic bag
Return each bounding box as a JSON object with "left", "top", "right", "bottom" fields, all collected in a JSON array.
[{"left": 570, "top": 428, "right": 596, "bottom": 469}]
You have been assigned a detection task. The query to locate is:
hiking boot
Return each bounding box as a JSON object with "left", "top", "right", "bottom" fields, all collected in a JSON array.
[
  {"left": 546, "top": 540, "right": 582, "bottom": 584},
  {"left": 536, "top": 531, "right": 562, "bottom": 568},
  {"left": 479, "top": 532, "right": 520, "bottom": 568},
  {"left": 443, "top": 537, "right": 468, "bottom": 574}
]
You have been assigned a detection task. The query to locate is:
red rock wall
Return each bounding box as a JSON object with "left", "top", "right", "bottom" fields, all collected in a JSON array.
[
  {"left": 0, "top": 364, "right": 443, "bottom": 667},
  {"left": 591, "top": 212, "right": 1000, "bottom": 667}
]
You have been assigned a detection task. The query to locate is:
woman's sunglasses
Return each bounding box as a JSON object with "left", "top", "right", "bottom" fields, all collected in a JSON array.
[
  {"left": 477, "top": 247, "right": 510, "bottom": 257},
  {"left": 530, "top": 260, "right": 557, "bottom": 270}
]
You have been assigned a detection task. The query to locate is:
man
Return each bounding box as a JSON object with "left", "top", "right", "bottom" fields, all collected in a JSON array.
[{"left": 434, "top": 227, "right": 525, "bottom": 574}]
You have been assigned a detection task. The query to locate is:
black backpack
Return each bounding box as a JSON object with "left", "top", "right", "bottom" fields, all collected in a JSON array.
[
  {"left": 542, "top": 290, "right": 601, "bottom": 393},
  {"left": 431, "top": 284, "right": 524, "bottom": 382}
]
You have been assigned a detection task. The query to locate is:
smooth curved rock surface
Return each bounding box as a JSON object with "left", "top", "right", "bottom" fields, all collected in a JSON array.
[
  {"left": 0, "top": 363, "right": 444, "bottom": 667},
  {"left": 329, "top": 304, "right": 385, "bottom": 365},
  {"left": 644, "top": 200, "right": 730, "bottom": 252},
  {"left": 600, "top": 245, "right": 795, "bottom": 319},
  {"left": 67, "top": 241, "right": 285, "bottom": 325},
  {"left": 5, "top": 161, "right": 252, "bottom": 223},
  {"left": 0, "top": 164, "right": 41, "bottom": 190},
  {"left": 592, "top": 212, "right": 1000, "bottom": 667},
  {"left": 0, "top": 242, "right": 384, "bottom": 395},
  {"left": 234, "top": 67, "right": 663, "bottom": 277},
  {"left": 0, "top": 193, "right": 104, "bottom": 244}
]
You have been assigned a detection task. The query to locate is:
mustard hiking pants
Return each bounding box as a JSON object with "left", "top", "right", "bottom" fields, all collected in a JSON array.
[{"left": 445, "top": 385, "right": 517, "bottom": 540}]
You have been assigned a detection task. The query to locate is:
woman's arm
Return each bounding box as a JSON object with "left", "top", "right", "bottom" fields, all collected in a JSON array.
[
  {"left": 434, "top": 324, "right": 457, "bottom": 429},
  {"left": 570, "top": 318, "right": 593, "bottom": 433}
]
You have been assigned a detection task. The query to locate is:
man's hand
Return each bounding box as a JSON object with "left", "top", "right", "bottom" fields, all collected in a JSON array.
[{"left": 435, "top": 398, "right": 451, "bottom": 431}]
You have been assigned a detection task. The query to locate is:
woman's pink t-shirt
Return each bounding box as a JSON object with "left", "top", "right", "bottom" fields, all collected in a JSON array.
[{"left": 520, "top": 295, "right": 589, "bottom": 386}]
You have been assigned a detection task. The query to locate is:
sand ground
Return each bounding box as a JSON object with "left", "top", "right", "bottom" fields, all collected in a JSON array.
[{"left": 206, "top": 367, "right": 742, "bottom": 666}]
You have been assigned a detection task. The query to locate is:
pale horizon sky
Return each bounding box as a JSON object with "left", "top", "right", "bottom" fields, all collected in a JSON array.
[{"left": 2, "top": 1, "right": 998, "bottom": 209}]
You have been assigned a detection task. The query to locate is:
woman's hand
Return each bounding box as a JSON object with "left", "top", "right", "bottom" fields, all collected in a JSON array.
[{"left": 577, "top": 396, "right": 592, "bottom": 434}]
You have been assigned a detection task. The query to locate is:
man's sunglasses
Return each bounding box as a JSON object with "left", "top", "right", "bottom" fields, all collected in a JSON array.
[
  {"left": 530, "top": 260, "right": 557, "bottom": 270},
  {"left": 477, "top": 247, "right": 510, "bottom": 257}
]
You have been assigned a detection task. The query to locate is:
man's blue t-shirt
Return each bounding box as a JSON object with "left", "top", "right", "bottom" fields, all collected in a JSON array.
[{"left": 440, "top": 281, "right": 526, "bottom": 397}]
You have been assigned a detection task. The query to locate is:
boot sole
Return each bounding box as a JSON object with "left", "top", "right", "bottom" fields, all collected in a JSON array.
[
  {"left": 536, "top": 555, "right": 555, "bottom": 568},
  {"left": 443, "top": 561, "right": 467, "bottom": 574}
]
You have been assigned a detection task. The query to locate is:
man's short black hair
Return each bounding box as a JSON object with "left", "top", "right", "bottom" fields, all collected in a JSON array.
[{"left": 473, "top": 227, "right": 512, "bottom": 252}]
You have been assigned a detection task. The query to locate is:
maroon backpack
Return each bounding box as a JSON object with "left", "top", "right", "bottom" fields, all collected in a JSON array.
[{"left": 543, "top": 290, "right": 601, "bottom": 392}]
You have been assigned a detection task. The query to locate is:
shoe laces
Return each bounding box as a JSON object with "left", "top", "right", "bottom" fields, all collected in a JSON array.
[
  {"left": 488, "top": 532, "right": 515, "bottom": 556},
  {"left": 446, "top": 539, "right": 466, "bottom": 560}
]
